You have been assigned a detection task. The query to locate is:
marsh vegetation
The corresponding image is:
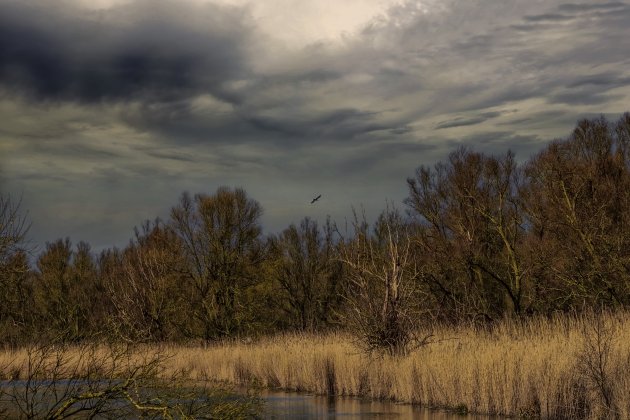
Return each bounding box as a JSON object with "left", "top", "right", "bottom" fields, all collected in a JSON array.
[
  {"left": 166, "top": 310, "right": 630, "bottom": 418},
  {"left": 1, "top": 311, "right": 628, "bottom": 418}
]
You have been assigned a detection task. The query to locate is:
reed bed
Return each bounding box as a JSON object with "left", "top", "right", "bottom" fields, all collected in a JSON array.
[
  {"left": 166, "top": 311, "right": 630, "bottom": 418},
  {"left": 1, "top": 311, "right": 630, "bottom": 418}
]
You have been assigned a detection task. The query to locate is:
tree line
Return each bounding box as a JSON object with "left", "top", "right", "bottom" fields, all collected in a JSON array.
[{"left": 1, "top": 114, "right": 629, "bottom": 349}]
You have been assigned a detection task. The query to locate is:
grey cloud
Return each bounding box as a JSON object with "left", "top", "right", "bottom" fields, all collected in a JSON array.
[
  {"left": 373, "top": 140, "right": 437, "bottom": 156},
  {"left": 447, "top": 131, "right": 543, "bottom": 158},
  {"left": 549, "top": 91, "right": 624, "bottom": 106},
  {"left": 524, "top": 13, "right": 574, "bottom": 22},
  {"left": 510, "top": 23, "right": 554, "bottom": 32},
  {"left": 557, "top": 2, "right": 628, "bottom": 13},
  {"left": 3, "top": 0, "right": 630, "bottom": 251},
  {"left": 436, "top": 112, "right": 503, "bottom": 130},
  {"left": 244, "top": 115, "right": 303, "bottom": 138},
  {"left": 122, "top": 98, "right": 400, "bottom": 147},
  {"left": 13, "top": 138, "right": 123, "bottom": 161},
  {"left": 462, "top": 131, "right": 540, "bottom": 146},
  {"left": 143, "top": 150, "right": 198, "bottom": 163},
  {"left": 308, "top": 109, "right": 389, "bottom": 139},
  {"left": 512, "top": 2, "right": 630, "bottom": 33},
  {"left": 67, "top": 144, "right": 123, "bottom": 160},
  {"left": 360, "top": 5, "right": 549, "bottom": 114},
  {"left": 296, "top": 139, "right": 437, "bottom": 182},
  {"left": 264, "top": 69, "right": 343, "bottom": 86},
  {"left": 496, "top": 110, "right": 568, "bottom": 127},
  {"left": 5, "top": 171, "right": 72, "bottom": 183},
  {"left": 567, "top": 74, "right": 630, "bottom": 88},
  {"left": 436, "top": 117, "right": 489, "bottom": 129},
  {"left": 0, "top": 0, "right": 253, "bottom": 103},
  {"left": 243, "top": 108, "right": 396, "bottom": 142},
  {"left": 548, "top": 73, "right": 630, "bottom": 105},
  {"left": 389, "top": 126, "right": 413, "bottom": 135},
  {"left": 522, "top": 2, "right": 629, "bottom": 23}
]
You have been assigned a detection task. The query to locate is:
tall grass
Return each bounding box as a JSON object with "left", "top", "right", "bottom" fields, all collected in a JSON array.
[
  {"left": 166, "top": 311, "right": 630, "bottom": 419},
  {"left": 1, "top": 311, "right": 629, "bottom": 418}
]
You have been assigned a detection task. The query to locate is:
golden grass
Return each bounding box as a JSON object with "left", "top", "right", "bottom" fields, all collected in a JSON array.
[
  {"left": 2, "top": 311, "right": 630, "bottom": 418},
  {"left": 164, "top": 312, "right": 630, "bottom": 418}
]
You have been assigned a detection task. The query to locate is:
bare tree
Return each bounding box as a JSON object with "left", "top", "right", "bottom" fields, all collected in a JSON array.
[
  {"left": 0, "top": 249, "right": 31, "bottom": 346},
  {"left": 270, "top": 217, "right": 344, "bottom": 331},
  {"left": 406, "top": 149, "right": 531, "bottom": 319},
  {"left": 0, "top": 195, "right": 32, "bottom": 345},
  {"left": 0, "top": 194, "right": 29, "bottom": 264},
  {"left": 170, "top": 187, "right": 265, "bottom": 341},
  {"left": 524, "top": 115, "right": 630, "bottom": 309},
  {"left": 339, "top": 207, "right": 425, "bottom": 356},
  {"left": 107, "top": 220, "right": 187, "bottom": 342},
  {"left": 33, "top": 239, "right": 81, "bottom": 340}
]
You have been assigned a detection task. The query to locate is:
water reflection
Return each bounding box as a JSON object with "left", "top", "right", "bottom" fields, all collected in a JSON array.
[{"left": 261, "top": 390, "right": 494, "bottom": 419}]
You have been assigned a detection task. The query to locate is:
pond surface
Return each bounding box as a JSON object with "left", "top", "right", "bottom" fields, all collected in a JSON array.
[
  {"left": 260, "top": 390, "right": 496, "bottom": 419},
  {"left": 1, "top": 380, "right": 497, "bottom": 418}
]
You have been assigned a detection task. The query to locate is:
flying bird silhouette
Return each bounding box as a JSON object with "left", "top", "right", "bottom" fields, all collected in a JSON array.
[{"left": 311, "top": 194, "right": 322, "bottom": 204}]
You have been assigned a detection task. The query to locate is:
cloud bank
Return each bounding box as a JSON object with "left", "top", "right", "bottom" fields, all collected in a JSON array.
[{"left": 1, "top": 0, "right": 629, "bottom": 251}]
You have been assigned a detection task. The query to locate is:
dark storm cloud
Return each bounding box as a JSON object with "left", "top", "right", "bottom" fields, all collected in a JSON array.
[
  {"left": 119, "top": 99, "right": 246, "bottom": 144},
  {"left": 89, "top": 0, "right": 630, "bottom": 153},
  {"left": 0, "top": 0, "right": 252, "bottom": 103},
  {"left": 3, "top": 0, "right": 630, "bottom": 252},
  {"left": 242, "top": 107, "right": 398, "bottom": 143},
  {"left": 121, "top": 99, "right": 400, "bottom": 146}
]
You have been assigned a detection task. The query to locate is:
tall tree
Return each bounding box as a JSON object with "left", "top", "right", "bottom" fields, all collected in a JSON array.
[
  {"left": 107, "top": 220, "right": 187, "bottom": 342},
  {"left": 270, "top": 217, "right": 344, "bottom": 331},
  {"left": 170, "top": 187, "right": 265, "bottom": 340},
  {"left": 524, "top": 115, "right": 630, "bottom": 309},
  {"left": 33, "top": 239, "right": 93, "bottom": 340},
  {"left": 0, "top": 194, "right": 31, "bottom": 345},
  {"left": 406, "top": 149, "right": 531, "bottom": 319}
]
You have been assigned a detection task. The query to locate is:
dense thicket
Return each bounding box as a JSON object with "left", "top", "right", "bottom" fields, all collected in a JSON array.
[{"left": 1, "top": 114, "right": 630, "bottom": 346}]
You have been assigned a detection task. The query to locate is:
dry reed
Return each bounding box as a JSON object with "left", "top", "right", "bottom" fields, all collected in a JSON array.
[{"left": 2, "top": 311, "right": 629, "bottom": 418}]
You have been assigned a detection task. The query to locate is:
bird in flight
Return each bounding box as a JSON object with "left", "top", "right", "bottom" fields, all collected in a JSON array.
[{"left": 311, "top": 194, "right": 322, "bottom": 204}]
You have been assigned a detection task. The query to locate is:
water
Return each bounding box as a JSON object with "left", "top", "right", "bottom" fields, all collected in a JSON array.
[
  {"left": 1, "top": 380, "right": 496, "bottom": 419},
  {"left": 260, "top": 390, "right": 495, "bottom": 419}
]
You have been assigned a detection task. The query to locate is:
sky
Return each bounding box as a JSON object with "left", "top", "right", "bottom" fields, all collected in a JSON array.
[{"left": 1, "top": 0, "right": 630, "bottom": 253}]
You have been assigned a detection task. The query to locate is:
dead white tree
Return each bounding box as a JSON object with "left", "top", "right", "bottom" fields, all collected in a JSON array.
[{"left": 339, "top": 207, "right": 429, "bottom": 356}]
